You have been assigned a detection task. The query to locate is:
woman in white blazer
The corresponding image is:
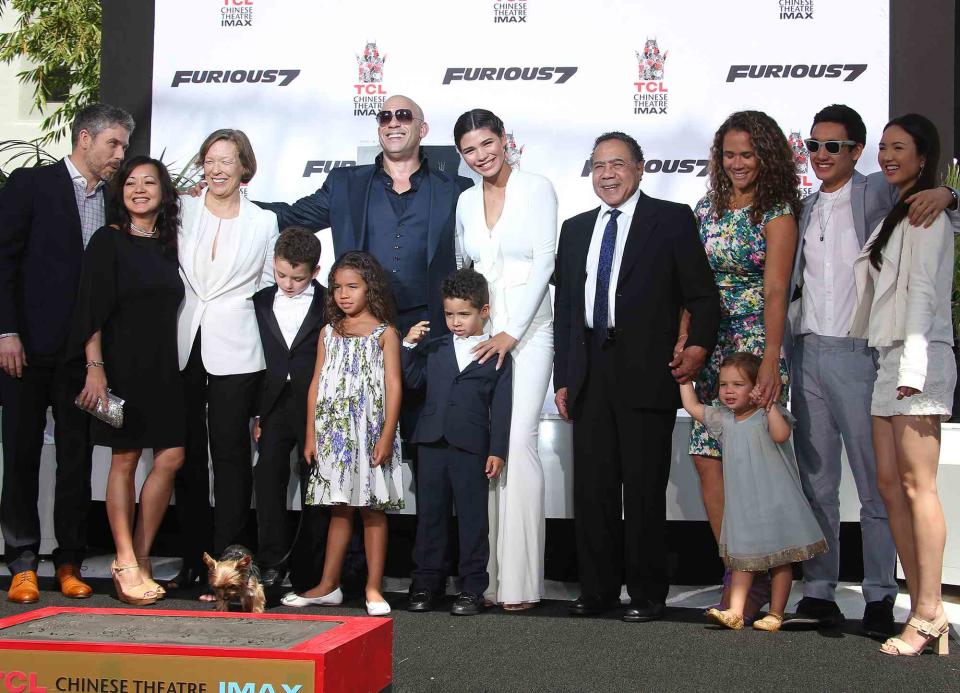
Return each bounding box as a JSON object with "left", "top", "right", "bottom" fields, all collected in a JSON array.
[
  {"left": 171, "top": 129, "right": 279, "bottom": 592},
  {"left": 453, "top": 109, "right": 557, "bottom": 609},
  {"left": 850, "top": 114, "right": 954, "bottom": 657}
]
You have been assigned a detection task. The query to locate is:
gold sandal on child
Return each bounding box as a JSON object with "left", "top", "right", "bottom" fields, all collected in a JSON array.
[
  {"left": 880, "top": 613, "right": 949, "bottom": 656},
  {"left": 706, "top": 607, "right": 744, "bottom": 630},
  {"left": 752, "top": 613, "right": 784, "bottom": 632}
]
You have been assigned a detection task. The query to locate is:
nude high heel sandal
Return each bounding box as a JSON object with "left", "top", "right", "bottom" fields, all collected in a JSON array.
[
  {"left": 111, "top": 561, "right": 160, "bottom": 606},
  {"left": 880, "top": 613, "right": 950, "bottom": 656},
  {"left": 137, "top": 556, "right": 166, "bottom": 598}
]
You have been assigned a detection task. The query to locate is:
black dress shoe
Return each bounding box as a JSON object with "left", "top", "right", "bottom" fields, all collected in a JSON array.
[
  {"left": 622, "top": 601, "right": 665, "bottom": 623},
  {"left": 451, "top": 592, "right": 484, "bottom": 616},
  {"left": 408, "top": 589, "right": 434, "bottom": 612},
  {"left": 568, "top": 594, "right": 620, "bottom": 616},
  {"left": 259, "top": 567, "right": 287, "bottom": 588},
  {"left": 166, "top": 564, "right": 203, "bottom": 591},
  {"left": 781, "top": 596, "right": 845, "bottom": 630},
  {"left": 861, "top": 595, "right": 896, "bottom": 638}
]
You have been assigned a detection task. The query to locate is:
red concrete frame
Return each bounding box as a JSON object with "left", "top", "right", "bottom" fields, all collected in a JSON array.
[{"left": 0, "top": 607, "right": 392, "bottom": 692}]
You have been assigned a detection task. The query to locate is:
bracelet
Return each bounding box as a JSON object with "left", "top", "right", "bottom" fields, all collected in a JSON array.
[
  {"left": 85, "top": 361, "right": 104, "bottom": 369},
  {"left": 0, "top": 332, "right": 18, "bottom": 339}
]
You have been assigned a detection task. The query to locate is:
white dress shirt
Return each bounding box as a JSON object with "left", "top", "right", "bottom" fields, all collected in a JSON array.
[
  {"left": 402, "top": 333, "right": 489, "bottom": 372},
  {"left": 273, "top": 284, "right": 315, "bottom": 382},
  {"left": 584, "top": 187, "right": 642, "bottom": 328},
  {"left": 801, "top": 179, "right": 861, "bottom": 337}
]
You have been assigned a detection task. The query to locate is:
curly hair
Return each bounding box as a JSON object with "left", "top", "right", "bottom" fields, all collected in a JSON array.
[
  {"left": 707, "top": 110, "right": 800, "bottom": 226},
  {"left": 275, "top": 226, "right": 321, "bottom": 269},
  {"left": 441, "top": 268, "right": 489, "bottom": 309},
  {"left": 326, "top": 251, "right": 396, "bottom": 336},
  {"left": 107, "top": 155, "right": 180, "bottom": 259}
]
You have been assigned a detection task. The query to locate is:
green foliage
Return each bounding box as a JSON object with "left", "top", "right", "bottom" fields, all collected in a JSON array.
[
  {"left": 0, "top": 0, "right": 101, "bottom": 145},
  {"left": 0, "top": 137, "right": 57, "bottom": 187},
  {"left": 947, "top": 159, "right": 960, "bottom": 335}
]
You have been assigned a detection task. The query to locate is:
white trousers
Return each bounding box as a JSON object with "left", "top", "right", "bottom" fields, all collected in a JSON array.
[{"left": 484, "top": 322, "right": 553, "bottom": 604}]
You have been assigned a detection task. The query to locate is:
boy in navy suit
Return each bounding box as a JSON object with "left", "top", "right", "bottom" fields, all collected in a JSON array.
[
  {"left": 252, "top": 227, "right": 325, "bottom": 587},
  {"left": 401, "top": 268, "right": 512, "bottom": 616}
]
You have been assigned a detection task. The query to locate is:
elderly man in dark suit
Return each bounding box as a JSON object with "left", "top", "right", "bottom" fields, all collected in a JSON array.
[
  {"left": 256, "top": 94, "right": 472, "bottom": 339},
  {"left": 554, "top": 132, "right": 721, "bottom": 622},
  {"left": 0, "top": 103, "right": 134, "bottom": 603}
]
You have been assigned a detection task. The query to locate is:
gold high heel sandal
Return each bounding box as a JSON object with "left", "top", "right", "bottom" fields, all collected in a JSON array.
[
  {"left": 137, "top": 556, "right": 166, "bottom": 598},
  {"left": 880, "top": 613, "right": 950, "bottom": 656},
  {"left": 111, "top": 561, "right": 160, "bottom": 606},
  {"left": 706, "top": 607, "right": 744, "bottom": 630}
]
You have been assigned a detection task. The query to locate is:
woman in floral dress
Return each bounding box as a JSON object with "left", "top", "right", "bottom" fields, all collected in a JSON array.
[{"left": 682, "top": 111, "right": 800, "bottom": 616}]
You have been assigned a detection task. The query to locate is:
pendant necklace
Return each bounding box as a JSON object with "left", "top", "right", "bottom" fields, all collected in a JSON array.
[{"left": 817, "top": 194, "right": 838, "bottom": 242}]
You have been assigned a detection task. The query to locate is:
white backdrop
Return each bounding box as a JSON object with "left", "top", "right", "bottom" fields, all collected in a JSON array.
[{"left": 153, "top": 0, "right": 890, "bottom": 284}]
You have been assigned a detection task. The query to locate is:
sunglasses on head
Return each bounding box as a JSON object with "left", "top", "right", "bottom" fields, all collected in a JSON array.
[
  {"left": 804, "top": 138, "right": 857, "bottom": 154},
  {"left": 375, "top": 109, "right": 418, "bottom": 126}
]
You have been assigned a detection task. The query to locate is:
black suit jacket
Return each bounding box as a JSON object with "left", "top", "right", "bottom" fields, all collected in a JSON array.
[
  {"left": 401, "top": 334, "right": 513, "bottom": 459},
  {"left": 252, "top": 280, "right": 326, "bottom": 428},
  {"left": 553, "top": 192, "right": 721, "bottom": 416},
  {"left": 0, "top": 160, "right": 109, "bottom": 356},
  {"left": 255, "top": 154, "right": 472, "bottom": 333}
]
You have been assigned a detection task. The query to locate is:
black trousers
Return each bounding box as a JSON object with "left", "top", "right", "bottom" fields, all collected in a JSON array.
[
  {"left": 411, "top": 439, "right": 489, "bottom": 596},
  {"left": 175, "top": 332, "right": 263, "bottom": 565},
  {"left": 254, "top": 384, "right": 302, "bottom": 568},
  {"left": 572, "top": 337, "right": 676, "bottom": 605},
  {"left": 0, "top": 352, "right": 92, "bottom": 573}
]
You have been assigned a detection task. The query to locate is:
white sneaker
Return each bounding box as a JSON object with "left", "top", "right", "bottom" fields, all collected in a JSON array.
[
  {"left": 281, "top": 587, "right": 343, "bottom": 607},
  {"left": 365, "top": 600, "right": 391, "bottom": 616}
]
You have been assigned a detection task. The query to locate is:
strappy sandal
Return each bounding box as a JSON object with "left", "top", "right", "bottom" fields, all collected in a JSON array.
[
  {"left": 137, "top": 557, "right": 166, "bottom": 598},
  {"left": 111, "top": 561, "right": 159, "bottom": 606},
  {"left": 752, "top": 613, "right": 784, "bottom": 632},
  {"left": 880, "top": 613, "right": 950, "bottom": 656},
  {"left": 502, "top": 602, "right": 537, "bottom": 612},
  {"left": 706, "top": 607, "right": 744, "bottom": 630}
]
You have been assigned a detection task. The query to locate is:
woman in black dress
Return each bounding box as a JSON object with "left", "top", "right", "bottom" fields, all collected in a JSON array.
[{"left": 72, "top": 156, "right": 184, "bottom": 605}]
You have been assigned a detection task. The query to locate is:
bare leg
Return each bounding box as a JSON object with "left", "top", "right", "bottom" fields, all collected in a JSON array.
[
  {"left": 132, "top": 447, "right": 184, "bottom": 558},
  {"left": 873, "top": 416, "right": 918, "bottom": 607},
  {"left": 106, "top": 449, "right": 142, "bottom": 569},
  {"left": 726, "top": 569, "right": 754, "bottom": 618},
  {"left": 891, "top": 415, "right": 945, "bottom": 651},
  {"left": 768, "top": 564, "right": 793, "bottom": 618},
  {"left": 360, "top": 508, "right": 388, "bottom": 603},
  {"left": 303, "top": 506, "right": 354, "bottom": 598},
  {"left": 692, "top": 454, "right": 724, "bottom": 542}
]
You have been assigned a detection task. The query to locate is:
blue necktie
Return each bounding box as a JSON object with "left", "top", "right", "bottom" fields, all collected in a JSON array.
[{"left": 593, "top": 209, "right": 620, "bottom": 342}]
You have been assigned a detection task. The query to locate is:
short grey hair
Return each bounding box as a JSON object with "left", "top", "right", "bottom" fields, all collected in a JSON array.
[{"left": 71, "top": 103, "right": 135, "bottom": 147}]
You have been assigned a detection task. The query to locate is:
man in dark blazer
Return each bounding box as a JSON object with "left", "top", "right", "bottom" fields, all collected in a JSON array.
[
  {"left": 251, "top": 227, "right": 326, "bottom": 587},
  {"left": 255, "top": 94, "right": 472, "bottom": 338},
  {"left": 553, "top": 132, "right": 721, "bottom": 622},
  {"left": 0, "top": 103, "right": 134, "bottom": 603},
  {"left": 400, "top": 269, "right": 512, "bottom": 616}
]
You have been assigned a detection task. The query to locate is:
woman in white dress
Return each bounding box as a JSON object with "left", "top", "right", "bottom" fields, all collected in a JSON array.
[
  {"left": 849, "top": 113, "right": 954, "bottom": 657},
  {"left": 453, "top": 109, "right": 557, "bottom": 609}
]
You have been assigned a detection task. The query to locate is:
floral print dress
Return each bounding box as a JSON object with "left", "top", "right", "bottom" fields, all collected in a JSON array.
[
  {"left": 305, "top": 323, "right": 404, "bottom": 510},
  {"left": 689, "top": 196, "right": 792, "bottom": 458}
]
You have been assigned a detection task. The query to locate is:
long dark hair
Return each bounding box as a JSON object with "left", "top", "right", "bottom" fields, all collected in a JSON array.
[
  {"left": 453, "top": 108, "right": 505, "bottom": 150},
  {"left": 108, "top": 155, "right": 180, "bottom": 258},
  {"left": 326, "top": 251, "right": 396, "bottom": 336},
  {"left": 707, "top": 110, "right": 800, "bottom": 225},
  {"left": 866, "top": 114, "right": 941, "bottom": 269}
]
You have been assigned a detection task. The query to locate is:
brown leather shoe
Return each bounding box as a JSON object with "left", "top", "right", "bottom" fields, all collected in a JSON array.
[
  {"left": 7, "top": 570, "right": 39, "bottom": 603},
  {"left": 56, "top": 564, "right": 92, "bottom": 598}
]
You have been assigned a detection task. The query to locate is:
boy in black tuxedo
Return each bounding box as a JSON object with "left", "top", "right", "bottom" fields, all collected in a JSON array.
[
  {"left": 401, "top": 268, "right": 512, "bottom": 616},
  {"left": 252, "top": 227, "right": 325, "bottom": 587}
]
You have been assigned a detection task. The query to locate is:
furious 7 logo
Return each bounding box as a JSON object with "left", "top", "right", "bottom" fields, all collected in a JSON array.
[
  {"left": 442, "top": 66, "right": 577, "bottom": 84},
  {"left": 581, "top": 158, "right": 708, "bottom": 177},
  {"left": 171, "top": 69, "right": 300, "bottom": 87},
  {"left": 726, "top": 64, "right": 867, "bottom": 82}
]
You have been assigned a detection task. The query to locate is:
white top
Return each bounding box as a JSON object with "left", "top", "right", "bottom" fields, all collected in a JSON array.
[
  {"left": 585, "top": 187, "right": 642, "bottom": 328},
  {"left": 800, "top": 179, "right": 861, "bottom": 337},
  {"left": 849, "top": 212, "right": 955, "bottom": 391},
  {"left": 274, "top": 284, "right": 315, "bottom": 381},
  {"left": 177, "top": 190, "right": 279, "bottom": 375},
  {"left": 194, "top": 209, "right": 240, "bottom": 297},
  {"left": 457, "top": 169, "right": 558, "bottom": 341},
  {"left": 453, "top": 334, "right": 489, "bottom": 372}
]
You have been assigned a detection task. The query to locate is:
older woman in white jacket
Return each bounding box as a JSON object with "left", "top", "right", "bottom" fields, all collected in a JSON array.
[
  {"left": 850, "top": 114, "right": 954, "bottom": 657},
  {"left": 171, "top": 129, "right": 279, "bottom": 592},
  {"left": 453, "top": 109, "right": 557, "bottom": 609}
]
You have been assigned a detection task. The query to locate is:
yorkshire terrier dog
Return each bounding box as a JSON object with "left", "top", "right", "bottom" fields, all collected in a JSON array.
[{"left": 202, "top": 545, "right": 266, "bottom": 613}]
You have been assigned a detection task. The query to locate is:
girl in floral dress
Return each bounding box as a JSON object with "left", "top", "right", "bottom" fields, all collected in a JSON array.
[{"left": 281, "top": 251, "right": 403, "bottom": 616}]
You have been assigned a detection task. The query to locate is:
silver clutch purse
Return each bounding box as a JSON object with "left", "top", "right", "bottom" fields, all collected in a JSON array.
[{"left": 75, "top": 390, "right": 125, "bottom": 429}]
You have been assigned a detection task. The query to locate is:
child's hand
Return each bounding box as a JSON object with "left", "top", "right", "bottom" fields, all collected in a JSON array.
[
  {"left": 252, "top": 417, "right": 261, "bottom": 443},
  {"left": 372, "top": 435, "right": 395, "bottom": 467},
  {"left": 485, "top": 456, "right": 505, "bottom": 479},
  {"left": 304, "top": 429, "right": 317, "bottom": 465},
  {"left": 404, "top": 320, "right": 430, "bottom": 344}
]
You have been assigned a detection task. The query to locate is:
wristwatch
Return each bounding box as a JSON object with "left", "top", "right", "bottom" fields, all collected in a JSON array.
[{"left": 944, "top": 185, "right": 960, "bottom": 210}]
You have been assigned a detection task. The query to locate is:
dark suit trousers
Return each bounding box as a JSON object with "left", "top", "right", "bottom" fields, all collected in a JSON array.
[
  {"left": 254, "top": 383, "right": 302, "bottom": 568},
  {"left": 412, "top": 440, "right": 489, "bottom": 596},
  {"left": 176, "top": 332, "right": 262, "bottom": 563},
  {"left": 573, "top": 337, "right": 676, "bottom": 605},
  {"left": 0, "top": 353, "right": 92, "bottom": 573}
]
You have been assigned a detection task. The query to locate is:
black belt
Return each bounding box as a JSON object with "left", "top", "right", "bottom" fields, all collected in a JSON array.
[{"left": 585, "top": 326, "right": 617, "bottom": 344}]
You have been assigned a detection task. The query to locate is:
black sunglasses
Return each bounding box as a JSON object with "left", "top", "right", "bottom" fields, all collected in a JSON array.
[
  {"left": 804, "top": 138, "right": 857, "bottom": 154},
  {"left": 375, "top": 109, "right": 419, "bottom": 126}
]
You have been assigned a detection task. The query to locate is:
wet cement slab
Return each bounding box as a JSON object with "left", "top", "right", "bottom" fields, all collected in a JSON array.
[{"left": 0, "top": 612, "right": 339, "bottom": 648}]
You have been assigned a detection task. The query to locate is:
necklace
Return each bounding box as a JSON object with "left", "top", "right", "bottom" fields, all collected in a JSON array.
[
  {"left": 130, "top": 221, "right": 158, "bottom": 237},
  {"left": 817, "top": 193, "right": 838, "bottom": 242}
]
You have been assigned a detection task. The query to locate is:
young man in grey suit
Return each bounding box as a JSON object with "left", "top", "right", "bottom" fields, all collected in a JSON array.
[{"left": 783, "top": 104, "right": 959, "bottom": 636}]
